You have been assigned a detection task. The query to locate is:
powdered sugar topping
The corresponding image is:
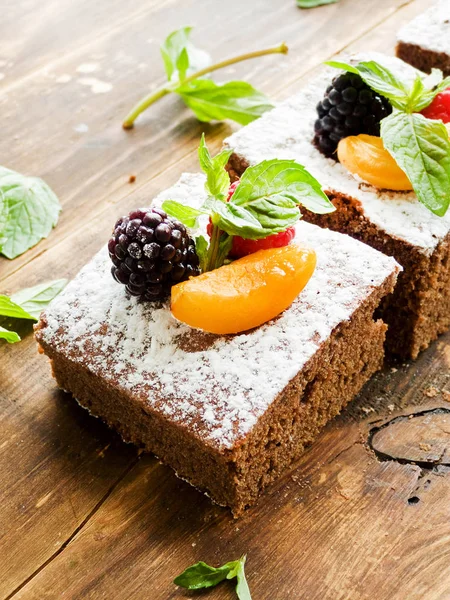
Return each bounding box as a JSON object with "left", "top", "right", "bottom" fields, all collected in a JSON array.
[
  {"left": 224, "top": 54, "right": 450, "bottom": 253},
  {"left": 39, "top": 174, "right": 399, "bottom": 451}
]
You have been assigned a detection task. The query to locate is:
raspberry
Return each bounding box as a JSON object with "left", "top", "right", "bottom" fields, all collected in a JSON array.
[
  {"left": 314, "top": 73, "right": 392, "bottom": 157},
  {"left": 109, "top": 207, "right": 200, "bottom": 301},
  {"left": 230, "top": 226, "right": 296, "bottom": 258},
  {"left": 421, "top": 88, "right": 450, "bottom": 123}
]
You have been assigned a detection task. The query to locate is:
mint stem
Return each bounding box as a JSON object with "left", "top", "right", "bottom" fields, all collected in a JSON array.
[
  {"left": 122, "top": 42, "right": 288, "bottom": 129},
  {"left": 205, "top": 224, "right": 221, "bottom": 272}
]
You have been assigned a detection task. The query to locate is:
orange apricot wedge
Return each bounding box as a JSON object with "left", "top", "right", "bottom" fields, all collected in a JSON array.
[
  {"left": 171, "top": 244, "right": 316, "bottom": 335},
  {"left": 337, "top": 134, "right": 412, "bottom": 191}
]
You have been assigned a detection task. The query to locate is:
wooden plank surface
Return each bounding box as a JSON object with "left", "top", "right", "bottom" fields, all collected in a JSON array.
[{"left": 1, "top": 0, "right": 450, "bottom": 598}]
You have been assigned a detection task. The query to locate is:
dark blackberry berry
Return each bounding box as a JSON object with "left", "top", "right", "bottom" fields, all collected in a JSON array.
[
  {"left": 314, "top": 73, "right": 392, "bottom": 157},
  {"left": 108, "top": 207, "right": 200, "bottom": 301}
]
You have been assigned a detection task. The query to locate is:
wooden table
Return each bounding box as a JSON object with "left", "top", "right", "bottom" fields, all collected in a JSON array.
[{"left": 1, "top": 0, "right": 450, "bottom": 598}]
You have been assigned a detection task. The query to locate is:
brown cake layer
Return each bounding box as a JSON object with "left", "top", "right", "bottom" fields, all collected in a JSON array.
[
  {"left": 396, "top": 41, "right": 450, "bottom": 76},
  {"left": 35, "top": 174, "right": 400, "bottom": 514},
  {"left": 36, "top": 272, "right": 395, "bottom": 516}
]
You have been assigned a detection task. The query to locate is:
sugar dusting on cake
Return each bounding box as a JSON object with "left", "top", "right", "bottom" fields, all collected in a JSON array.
[
  {"left": 398, "top": 0, "right": 450, "bottom": 55},
  {"left": 38, "top": 174, "right": 399, "bottom": 451},
  {"left": 224, "top": 54, "right": 450, "bottom": 254}
]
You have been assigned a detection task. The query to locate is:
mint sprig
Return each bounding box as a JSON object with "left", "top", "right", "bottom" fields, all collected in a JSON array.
[
  {"left": 174, "top": 555, "right": 251, "bottom": 600},
  {"left": 326, "top": 58, "right": 450, "bottom": 215},
  {"left": 0, "top": 279, "right": 66, "bottom": 343},
  {"left": 0, "top": 167, "right": 61, "bottom": 259},
  {"left": 162, "top": 135, "right": 333, "bottom": 271},
  {"left": 122, "top": 27, "right": 287, "bottom": 129}
]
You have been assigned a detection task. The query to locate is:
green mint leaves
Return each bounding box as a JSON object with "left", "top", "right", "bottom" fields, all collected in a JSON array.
[
  {"left": 162, "top": 135, "right": 333, "bottom": 271},
  {"left": 381, "top": 112, "right": 450, "bottom": 216},
  {"left": 176, "top": 79, "right": 274, "bottom": 126},
  {"left": 122, "top": 27, "right": 287, "bottom": 129},
  {"left": 297, "top": 0, "right": 339, "bottom": 7},
  {"left": 326, "top": 58, "right": 450, "bottom": 216},
  {"left": 174, "top": 555, "right": 252, "bottom": 600},
  {"left": 0, "top": 167, "right": 61, "bottom": 259},
  {"left": 0, "top": 279, "right": 66, "bottom": 343},
  {"left": 160, "top": 26, "right": 211, "bottom": 84}
]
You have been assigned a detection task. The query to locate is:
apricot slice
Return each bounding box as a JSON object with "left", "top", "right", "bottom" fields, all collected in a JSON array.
[
  {"left": 171, "top": 244, "right": 316, "bottom": 335},
  {"left": 337, "top": 134, "right": 412, "bottom": 191}
]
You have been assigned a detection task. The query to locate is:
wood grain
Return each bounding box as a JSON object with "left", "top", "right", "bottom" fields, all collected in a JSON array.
[{"left": 1, "top": 0, "right": 449, "bottom": 598}]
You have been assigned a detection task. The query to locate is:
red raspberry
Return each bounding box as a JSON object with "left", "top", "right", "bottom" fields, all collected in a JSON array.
[
  {"left": 421, "top": 88, "right": 450, "bottom": 123},
  {"left": 230, "top": 226, "right": 296, "bottom": 259}
]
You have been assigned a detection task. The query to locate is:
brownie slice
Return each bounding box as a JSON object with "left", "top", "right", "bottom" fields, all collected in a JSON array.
[
  {"left": 35, "top": 173, "right": 399, "bottom": 516},
  {"left": 397, "top": 1, "right": 450, "bottom": 75},
  {"left": 224, "top": 57, "right": 450, "bottom": 359}
]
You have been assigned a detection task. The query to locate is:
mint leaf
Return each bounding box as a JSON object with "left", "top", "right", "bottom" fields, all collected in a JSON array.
[
  {"left": 176, "top": 79, "right": 274, "bottom": 125},
  {"left": 10, "top": 278, "right": 67, "bottom": 320},
  {"left": 0, "top": 325, "right": 20, "bottom": 343},
  {"left": 160, "top": 27, "right": 211, "bottom": 84},
  {"left": 297, "top": 0, "right": 338, "bottom": 7},
  {"left": 220, "top": 159, "right": 333, "bottom": 239},
  {"left": 161, "top": 200, "right": 206, "bottom": 228},
  {"left": 174, "top": 560, "right": 235, "bottom": 590},
  {"left": 234, "top": 557, "right": 252, "bottom": 600},
  {"left": 174, "top": 556, "right": 252, "bottom": 600},
  {"left": 198, "top": 133, "right": 233, "bottom": 200},
  {"left": 326, "top": 59, "right": 411, "bottom": 110},
  {"left": 194, "top": 234, "right": 209, "bottom": 272},
  {"left": 409, "top": 71, "right": 450, "bottom": 112},
  {"left": 381, "top": 111, "right": 450, "bottom": 216},
  {"left": 0, "top": 168, "right": 61, "bottom": 259},
  {"left": 0, "top": 190, "right": 8, "bottom": 252},
  {"left": 0, "top": 279, "right": 67, "bottom": 343}
]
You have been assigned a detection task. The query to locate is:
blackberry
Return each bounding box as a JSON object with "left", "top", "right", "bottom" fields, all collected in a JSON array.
[
  {"left": 314, "top": 73, "right": 392, "bottom": 157},
  {"left": 108, "top": 207, "right": 200, "bottom": 301}
]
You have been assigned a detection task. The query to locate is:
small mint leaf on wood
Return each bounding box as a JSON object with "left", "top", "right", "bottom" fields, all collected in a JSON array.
[
  {"left": 0, "top": 167, "right": 61, "bottom": 259},
  {"left": 160, "top": 27, "right": 211, "bottom": 84},
  {"left": 173, "top": 560, "right": 235, "bottom": 589},
  {"left": 174, "top": 555, "right": 252, "bottom": 599},
  {"left": 10, "top": 278, "right": 67, "bottom": 320},
  {"left": 175, "top": 79, "right": 274, "bottom": 125},
  {"left": 297, "top": 0, "right": 338, "bottom": 7},
  {"left": 0, "top": 325, "right": 20, "bottom": 343},
  {"left": 381, "top": 111, "right": 450, "bottom": 216}
]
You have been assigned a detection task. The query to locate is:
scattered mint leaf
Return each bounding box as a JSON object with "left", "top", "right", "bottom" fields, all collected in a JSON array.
[
  {"left": 160, "top": 27, "right": 211, "bottom": 84},
  {"left": 10, "top": 278, "right": 67, "bottom": 320},
  {"left": 0, "top": 167, "right": 61, "bottom": 259},
  {"left": 198, "top": 133, "right": 233, "bottom": 200},
  {"left": 0, "top": 326, "right": 20, "bottom": 343},
  {"left": 161, "top": 200, "right": 206, "bottom": 229},
  {"left": 176, "top": 79, "right": 274, "bottom": 125},
  {"left": 381, "top": 111, "right": 450, "bottom": 216},
  {"left": 0, "top": 278, "right": 67, "bottom": 343},
  {"left": 123, "top": 31, "right": 287, "bottom": 128},
  {"left": 297, "top": 0, "right": 338, "bottom": 7},
  {"left": 174, "top": 556, "right": 252, "bottom": 599},
  {"left": 0, "top": 295, "right": 36, "bottom": 320},
  {"left": 234, "top": 557, "right": 252, "bottom": 600},
  {"left": 174, "top": 561, "right": 234, "bottom": 589}
]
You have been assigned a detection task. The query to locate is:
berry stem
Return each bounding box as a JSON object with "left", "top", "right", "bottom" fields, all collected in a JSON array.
[{"left": 122, "top": 42, "right": 288, "bottom": 129}]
